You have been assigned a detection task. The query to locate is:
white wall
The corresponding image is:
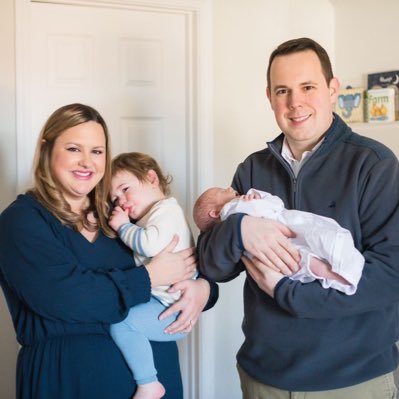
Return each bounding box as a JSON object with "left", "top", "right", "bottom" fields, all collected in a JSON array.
[
  {"left": 211, "top": 1, "right": 334, "bottom": 397},
  {"left": 213, "top": 0, "right": 335, "bottom": 188},
  {"left": 0, "top": 1, "right": 16, "bottom": 209},
  {"left": 0, "top": 0, "right": 18, "bottom": 398},
  {"left": 333, "top": 0, "right": 399, "bottom": 88}
]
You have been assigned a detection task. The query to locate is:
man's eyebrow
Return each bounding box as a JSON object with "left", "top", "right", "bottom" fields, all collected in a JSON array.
[
  {"left": 273, "top": 85, "right": 288, "bottom": 91},
  {"left": 272, "top": 81, "right": 318, "bottom": 91},
  {"left": 300, "top": 80, "right": 318, "bottom": 86}
]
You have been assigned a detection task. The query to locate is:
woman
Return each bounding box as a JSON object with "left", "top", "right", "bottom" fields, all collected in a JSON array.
[{"left": 0, "top": 103, "right": 218, "bottom": 399}]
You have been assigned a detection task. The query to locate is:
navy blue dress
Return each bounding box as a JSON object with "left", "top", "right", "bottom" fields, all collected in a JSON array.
[{"left": 0, "top": 194, "right": 217, "bottom": 399}]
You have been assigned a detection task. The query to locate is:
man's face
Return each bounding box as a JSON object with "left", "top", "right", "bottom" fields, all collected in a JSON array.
[{"left": 266, "top": 50, "right": 339, "bottom": 158}]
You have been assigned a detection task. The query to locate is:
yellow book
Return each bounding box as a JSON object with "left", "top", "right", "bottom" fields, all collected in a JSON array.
[{"left": 366, "top": 88, "right": 397, "bottom": 123}]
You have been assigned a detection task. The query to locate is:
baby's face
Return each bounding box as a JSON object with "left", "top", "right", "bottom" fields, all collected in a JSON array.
[{"left": 212, "top": 187, "right": 239, "bottom": 207}]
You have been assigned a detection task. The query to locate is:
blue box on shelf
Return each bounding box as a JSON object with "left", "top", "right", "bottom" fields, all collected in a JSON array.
[{"left": 367, "top": 70, "right": 399, "bottom": 90}]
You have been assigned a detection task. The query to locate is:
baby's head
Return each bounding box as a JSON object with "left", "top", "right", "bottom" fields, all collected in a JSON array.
[
  {"left": 110, "top": 152, "right": 172, "bottom": 219},
  {"left": 193, "top": 187, "right": 238, "bottom": 231}
]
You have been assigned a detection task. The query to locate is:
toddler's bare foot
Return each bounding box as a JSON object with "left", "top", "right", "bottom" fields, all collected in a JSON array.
[{"left": 132, "top": 380, "right": 165, "bottom": 399}]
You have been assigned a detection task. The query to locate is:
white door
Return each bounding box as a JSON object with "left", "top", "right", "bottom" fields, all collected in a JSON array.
[
  {"left": 20, "top": 1, "right": 187, "bottom": 204},
  {"left": 15, "top": 1, "right": 213, "bottom": 398}
]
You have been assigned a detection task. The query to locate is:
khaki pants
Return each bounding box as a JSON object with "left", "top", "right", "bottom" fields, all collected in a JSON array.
[{"left": 237, "top": 364, "right": 398, "bottom": 399}]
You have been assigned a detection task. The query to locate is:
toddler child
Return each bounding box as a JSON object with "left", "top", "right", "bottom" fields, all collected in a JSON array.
[{"left": 109, "top": 152, "right": 196, "bottom": 399}]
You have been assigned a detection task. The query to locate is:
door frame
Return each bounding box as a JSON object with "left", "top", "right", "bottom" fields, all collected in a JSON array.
[{"left": 15, "top": 1, "right": 214, "bottom": 398}]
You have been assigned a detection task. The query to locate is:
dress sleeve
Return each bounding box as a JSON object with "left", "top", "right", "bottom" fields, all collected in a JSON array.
[{"left": 0, "top": 201, "right": 151, "bottom": 324}]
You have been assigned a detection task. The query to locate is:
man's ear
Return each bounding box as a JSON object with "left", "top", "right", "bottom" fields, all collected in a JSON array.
[
  {"left": 147, "top": 169, "right": 159, "bottom": 186},
  {"left": 209, "top": 209, "right": 220, "bottom": 219},
  {"left": 329, "top": 77, "right": 340, "bottom": 104}
]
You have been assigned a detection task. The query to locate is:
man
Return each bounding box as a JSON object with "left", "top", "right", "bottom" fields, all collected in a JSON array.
[{"left": 198, "top": 37, "right": 399, "bottom": 398}]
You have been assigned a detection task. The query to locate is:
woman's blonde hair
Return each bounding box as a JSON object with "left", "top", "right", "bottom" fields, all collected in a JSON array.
[{"left": 27, "top": 103, "right": 114, "bottom": 236}]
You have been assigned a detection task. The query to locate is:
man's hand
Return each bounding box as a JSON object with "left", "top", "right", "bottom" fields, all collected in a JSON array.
[
  {"left": 241, "top": 216, "right": 300, "bottom": 275},
  {"left": 242, "top": 255, "right": 285, "bottom": 297}
]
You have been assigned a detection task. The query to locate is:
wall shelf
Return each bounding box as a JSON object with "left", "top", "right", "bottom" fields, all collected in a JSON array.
[{"left": 350, "top": 121, "right": 399, "bottom": 130}]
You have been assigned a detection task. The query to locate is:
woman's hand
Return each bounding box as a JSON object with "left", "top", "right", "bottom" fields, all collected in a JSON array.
[
  {"left": 242, "top": 255, "right": 284, "bottom": 298},
  {"left": 145, "top": 235, "right": 197, "bottom": 288},
  {"left": 160, "top": 278, "right": 210, "bottom": 334},
  {"left": 241, "top": 216, "right": 300, "bottom": 275}
]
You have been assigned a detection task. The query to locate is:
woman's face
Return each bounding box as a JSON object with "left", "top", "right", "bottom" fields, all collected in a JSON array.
[{"left": 50, "top": 121, "right": 106, "bottom": 211}]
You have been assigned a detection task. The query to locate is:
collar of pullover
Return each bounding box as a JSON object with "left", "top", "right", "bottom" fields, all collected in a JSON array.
[{"left": 267, "top": 113, "right": 351, "bottom": 157}]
